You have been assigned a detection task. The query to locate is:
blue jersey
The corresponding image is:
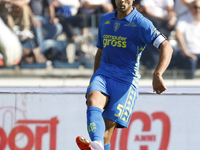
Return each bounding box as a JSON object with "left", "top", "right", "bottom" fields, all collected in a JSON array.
[{"left": 95, "top": 7, "right": 161, "bottom": 86}]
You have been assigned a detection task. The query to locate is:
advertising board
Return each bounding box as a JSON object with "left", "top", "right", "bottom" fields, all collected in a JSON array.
[{"left": 0, "top": 87, "right": 200, "bottom": 150}]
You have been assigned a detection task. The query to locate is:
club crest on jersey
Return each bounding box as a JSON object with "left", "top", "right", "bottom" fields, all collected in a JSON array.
[{"left": 114, "top": 23, "right": 120, "bottom": 32}]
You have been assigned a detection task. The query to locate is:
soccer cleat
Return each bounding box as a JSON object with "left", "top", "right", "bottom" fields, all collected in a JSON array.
[{"left": 76, "top": 136, "right": 104, "bottom": 150}]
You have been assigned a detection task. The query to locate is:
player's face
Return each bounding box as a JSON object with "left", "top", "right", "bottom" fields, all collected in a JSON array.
[{"left": 115, "top": 0, "right": 134, "bottom": 12}]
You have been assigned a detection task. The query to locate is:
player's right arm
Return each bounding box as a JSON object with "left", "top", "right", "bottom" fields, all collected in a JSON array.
[{"left": 93, "top": 48, "right": 102, "bottom": 74}]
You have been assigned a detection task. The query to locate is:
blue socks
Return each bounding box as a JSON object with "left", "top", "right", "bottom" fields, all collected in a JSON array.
[
  {"left": 87, "top": 106, "right": 105, "bottom": 145},
  {"left": 104, "top": 143, "right": 111, "bottom": 150}
]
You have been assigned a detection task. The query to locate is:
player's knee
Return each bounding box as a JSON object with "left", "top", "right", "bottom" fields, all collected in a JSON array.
[
  {"left": 86, "top": 91, "right": 108, "bottom": 109},
  {"left": 86, "top": 97, "right": 100, "bottom": 107}
]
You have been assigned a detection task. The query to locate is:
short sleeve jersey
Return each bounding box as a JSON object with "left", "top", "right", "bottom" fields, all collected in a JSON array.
[{"left": 95, "top": 7, "right": 161, "bottom": 86}]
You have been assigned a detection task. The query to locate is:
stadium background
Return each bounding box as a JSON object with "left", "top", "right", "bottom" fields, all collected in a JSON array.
[{"left": 1, "top": 2, "right": 200, "bottom": 149}]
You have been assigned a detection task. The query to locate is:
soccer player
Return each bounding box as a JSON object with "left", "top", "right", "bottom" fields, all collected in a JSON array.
[{"left": 76, "top": 0, "right": 173, "bottom": 150}]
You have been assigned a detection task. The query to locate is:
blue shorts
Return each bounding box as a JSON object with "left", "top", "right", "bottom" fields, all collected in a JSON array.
[{"left": 86, "top": 74, "right": 138, "bottom": 128}]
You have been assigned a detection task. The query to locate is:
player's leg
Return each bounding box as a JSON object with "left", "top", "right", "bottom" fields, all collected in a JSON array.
[
  {"left": 87, "top": 91, "right": 108, "bottom": 148},
  {"left": 76, "top": 117, "right": 117, "bottom": 150},
  {"left": 76, "top": 91, "right": 108, "bottom": 150},
  {"left": 86, "top": 90, "right": 108, "bottom": 109},
  {"left": 86, "top": 91, "right": 109, "bottom": 144},
  {"left": 102, "top": 79, "right": 138, "bottom": 150},
  {"left": 104, "top": 118, "right": 118, "bottom": 150}
]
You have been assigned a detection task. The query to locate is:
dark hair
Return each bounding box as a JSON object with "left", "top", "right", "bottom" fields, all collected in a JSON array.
[{"left": 133, "top": 0, "right": 141, "bottom": 5}]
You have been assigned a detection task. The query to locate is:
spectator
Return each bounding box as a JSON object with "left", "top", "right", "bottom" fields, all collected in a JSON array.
[
  {"left": 141, "top": 0, "right": 177, "bottom": 36},
  {"left": 53, "top": 0, "right": 90, "bottom": 43},
  {"left": 0, "top": 17, "right": 22, "bottom": 66},
  {"left": 80, "top": 0, "right": 114, "bottom": 27},
  {"left": 0, "top": 1, "right": 47, "bottom": 67},
  {"left": 174, "top": 0, "right": 200, "bottom": 79},
  {"left": 0, "top": 0, "right": 34, "bottom": 41},
  {"left": 52, "top": 0, "right": 96, "bottom": 66},
  {"left": 140, "top": 0, "right": 177, "bottom": 69},
  {"left": 0, "top": 16, "right": 47, "bottom": 67},
  {"left": 174, "top": 0, "right": 195, "bottom": 19},
  {"left": 29, "top": 0, "right": 63, "bottom": 54}
]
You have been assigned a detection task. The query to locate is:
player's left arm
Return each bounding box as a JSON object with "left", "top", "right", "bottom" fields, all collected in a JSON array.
[{"left": 152, "top": 40, "right": 173, "bottom": 94}]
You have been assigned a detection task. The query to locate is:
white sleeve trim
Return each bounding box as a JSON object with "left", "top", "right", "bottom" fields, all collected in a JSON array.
[{"left": 153, "top": 35, "right": 166, "bottom": 48}]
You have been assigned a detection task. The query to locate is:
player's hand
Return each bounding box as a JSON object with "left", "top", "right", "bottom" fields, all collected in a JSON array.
[{"left": 152, "top": 72, "right": 167, "bottom": 94}]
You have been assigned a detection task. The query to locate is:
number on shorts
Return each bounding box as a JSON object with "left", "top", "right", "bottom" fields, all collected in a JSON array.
[{"left": 114, "top": 104, "right": 123, "bottom": 117}]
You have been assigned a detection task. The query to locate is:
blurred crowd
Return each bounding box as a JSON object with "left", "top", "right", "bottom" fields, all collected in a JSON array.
[{"left": 0, "top": 0, "right": 200, "bottom": 79}]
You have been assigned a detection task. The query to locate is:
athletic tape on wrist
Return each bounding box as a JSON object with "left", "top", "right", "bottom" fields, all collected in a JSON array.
[{"left": 153, "top": 34, "right": 167, "bottom": 48}]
